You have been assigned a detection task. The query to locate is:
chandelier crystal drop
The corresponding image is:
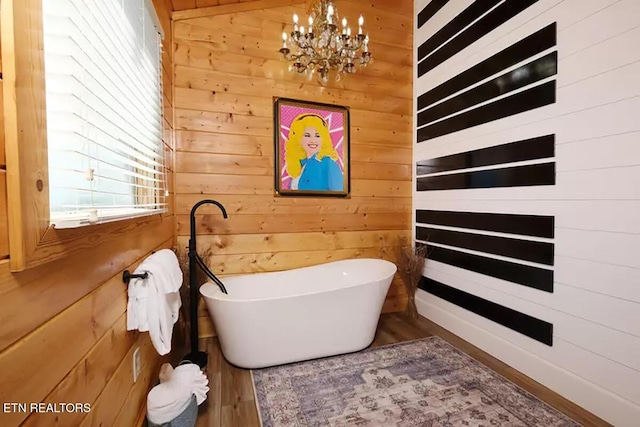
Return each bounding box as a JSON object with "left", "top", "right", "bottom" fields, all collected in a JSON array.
[{"left": 278, "top": 0, "right": 373, "bottom": 84}]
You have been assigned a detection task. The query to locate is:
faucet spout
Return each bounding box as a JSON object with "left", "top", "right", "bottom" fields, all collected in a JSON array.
[
  {"left": 188, "top": 199, "right": 229, "bottom": 294},
  {"left": 189, "top": 199, "right": 227, "bottom": 247},
  {"left": 184, "top": 199, "right": 229, "bottom": 368}
]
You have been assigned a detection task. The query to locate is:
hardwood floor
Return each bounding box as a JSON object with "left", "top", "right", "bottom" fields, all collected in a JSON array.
[{"left": 194, "top": 313, "right": 611, "bottom": 427}]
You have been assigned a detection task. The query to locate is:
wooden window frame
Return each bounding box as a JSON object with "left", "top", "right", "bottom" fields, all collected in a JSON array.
[{"left": 1, "top": 0, "right": 168, "bottom": 271}]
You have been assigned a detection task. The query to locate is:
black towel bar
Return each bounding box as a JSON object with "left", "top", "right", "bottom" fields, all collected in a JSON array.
[{"left": 122, "top": 270, "right": 149, "bottom": 284}]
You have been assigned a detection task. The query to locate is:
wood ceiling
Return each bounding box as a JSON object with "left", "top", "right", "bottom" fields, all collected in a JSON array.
[{"left": 171, "top": 0, "right": 254, "bottom": 11}]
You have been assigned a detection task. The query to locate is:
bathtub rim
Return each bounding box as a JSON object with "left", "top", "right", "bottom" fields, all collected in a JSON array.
[{"left": 200, "top": 258, "right": 397, "bottom": 303}]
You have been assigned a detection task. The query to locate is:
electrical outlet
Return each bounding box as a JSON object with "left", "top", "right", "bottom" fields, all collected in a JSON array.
[{"left": 132, "top": 347, "right": 141, "bottom": 382}]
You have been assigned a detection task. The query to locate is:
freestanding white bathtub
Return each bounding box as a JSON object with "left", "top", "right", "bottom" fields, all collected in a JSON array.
[{"left": 200, "top": 258, "right": 397, "bottom": 369}]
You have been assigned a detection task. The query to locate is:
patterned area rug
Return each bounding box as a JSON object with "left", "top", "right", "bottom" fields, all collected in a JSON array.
[{"left": 252, "top": 337, "right": 581, "bottom": 426}]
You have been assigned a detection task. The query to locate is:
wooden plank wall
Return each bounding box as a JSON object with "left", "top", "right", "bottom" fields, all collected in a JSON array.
[
  {"left": 0, "top": 6, "right": 7, "bottom": 260},
  {"left": 173, "top": 0, "right": 413, "bottom": 338},
  {"left": 0, "top": 29, "right": 6, "bottom": 314},
  {"left": 0, "top": 0, "right": 175, "bottom": 426}
]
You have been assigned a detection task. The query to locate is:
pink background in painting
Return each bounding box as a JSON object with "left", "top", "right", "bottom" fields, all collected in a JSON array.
[{"left": 278, "top": 104, "right": 346, "bottom": 190}]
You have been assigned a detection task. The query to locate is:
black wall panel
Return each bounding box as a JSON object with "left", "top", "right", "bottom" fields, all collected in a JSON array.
[
  {"left": 418, "top": 23, "right": 557, "bottom": 110},
  {"left": 417, "top": 81, "right": 556, "bottom": 142},
  {"left": 418, "top": 52, "right": 557, "bottom": 126},
  {"left": 416, "top": 210, "right": 554, "bottom": 238},
  {"left": 416, "top": 162, "right": 555, "bottom": 191},
  {"left": 421, "top": 245, "right": 554, "bottom": 292},
  {"left": 416, "top": 226, "right": 554, "bottom": 265},
  {"left": 419, "top": 276, "right": 554, "bottom": 345},
  {"left": 416, "top": 135, "right": 555, "bottom": 176},
  {"left": 417, "top": 0, "right": 449, "bottom": 29},
  {"left": 418, "top": 0, "right": 539, "bottom": 76}
]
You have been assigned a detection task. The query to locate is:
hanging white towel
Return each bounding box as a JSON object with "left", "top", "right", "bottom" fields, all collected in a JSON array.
[{"left": 127, "top": 249, "right": 183, "bottom": 355}]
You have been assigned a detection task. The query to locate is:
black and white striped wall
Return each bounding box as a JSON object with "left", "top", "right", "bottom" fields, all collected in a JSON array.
[{"left": 413, "top": 1, "right": 640, "bottom": 425}]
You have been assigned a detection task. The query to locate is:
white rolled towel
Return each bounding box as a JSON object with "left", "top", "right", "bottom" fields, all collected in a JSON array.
[
  {"left": 147, "top": 363, "right": 209, "bottom": 425},
  {"left": 173, "top": 363, "right": 210, "bottom": 405},
  {"left": 146, "top": 380, "right": 193, "bottom": 425}
]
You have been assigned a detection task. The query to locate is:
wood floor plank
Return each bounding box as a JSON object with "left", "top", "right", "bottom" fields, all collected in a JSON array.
[
  {"left": 221, "top": 401, "right": 260, "bottom": 427},
  {"left": 371, "top": 326, "right": 404, "bottom": 348},
  {"left": 198, "top": 313, "right": 610, "bottom": 427},
  {"left": 206, "top": 338, "right": 222, "bottom": 374},
  {"left": 221, "top": 354, "right": 254, "bottom": 406},
  {"left": 195, "top": 370, "right": 221, "bottom": 427}
]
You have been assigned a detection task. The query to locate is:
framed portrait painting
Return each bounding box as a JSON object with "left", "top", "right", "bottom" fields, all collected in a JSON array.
[{"left": 274, "top": 97, "right": 350, "bottom": 197}]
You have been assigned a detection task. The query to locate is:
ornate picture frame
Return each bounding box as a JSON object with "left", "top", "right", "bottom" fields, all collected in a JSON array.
[{"left": 274, "top": 97, "right": 350, "bottom": 197}]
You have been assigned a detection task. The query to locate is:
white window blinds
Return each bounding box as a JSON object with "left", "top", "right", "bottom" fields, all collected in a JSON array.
[{"left": 43, "top": 0, "right": 166, "bottom": 228}]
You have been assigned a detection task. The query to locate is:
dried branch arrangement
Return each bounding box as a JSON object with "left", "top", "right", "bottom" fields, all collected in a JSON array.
[{"left": 396, "top": 240, "right": 427, "bottom": 320}]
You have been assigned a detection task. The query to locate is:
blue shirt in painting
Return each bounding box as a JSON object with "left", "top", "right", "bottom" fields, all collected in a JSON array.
[{"left": 298, "top": 154, "right": 343, "bottom": 191}]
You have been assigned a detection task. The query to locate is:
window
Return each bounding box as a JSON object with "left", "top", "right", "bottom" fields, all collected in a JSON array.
[{"left": 43, "top": 0, "right": 166, "bottom": 228}]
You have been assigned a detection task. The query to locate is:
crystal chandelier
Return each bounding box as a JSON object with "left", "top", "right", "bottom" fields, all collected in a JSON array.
[{"left": 278, "top": 0, "right": 373, "bottom": 84}]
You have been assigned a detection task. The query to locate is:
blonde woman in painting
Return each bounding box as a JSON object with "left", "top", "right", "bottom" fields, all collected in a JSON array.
[{"left": 285, "top": 113, "right": 344, "bottom": 191}]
